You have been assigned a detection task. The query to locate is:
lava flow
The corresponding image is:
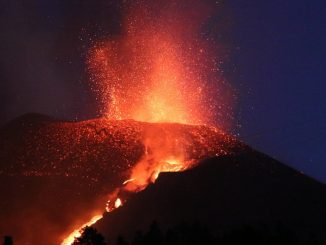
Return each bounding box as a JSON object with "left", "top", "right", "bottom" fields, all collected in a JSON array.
[
  {"left": 61, "top": 0, "right": 235, "bottom": 244},
  {"left": 61, "top": 215, "right": 103, "bottom": 245}
]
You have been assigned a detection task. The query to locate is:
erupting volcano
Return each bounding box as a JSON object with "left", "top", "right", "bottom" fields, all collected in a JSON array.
[
  {"left": 1, "top": 1, "right": 325, "bottom": 245},
  {"left": 62, "top": 1, "right": 236, "bottom": 243},
  {"left": 0, "top": 0, "right": 238, "bottom": 245},
  {"left": 0, "top": 1, "right": 240, "bottom": 244},
  {"left": 0, "top": 116, "right": 242, "bottom": 244}
]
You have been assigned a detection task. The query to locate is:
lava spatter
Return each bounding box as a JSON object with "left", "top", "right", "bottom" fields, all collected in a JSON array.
[
  {"left": 0, "top": 1, "right": 238, "bottom": 244},
  {"left": 88, "top": 0, "right": 234, "bottom": 128},
  {"left": 60, "top": 1, "right": 236, "bottom": 243}
]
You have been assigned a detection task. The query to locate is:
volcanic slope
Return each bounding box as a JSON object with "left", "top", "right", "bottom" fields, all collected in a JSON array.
[
  {"left": 95, "top": 152, "right": 326, "bottom": 243},
  {"left": 0, "top": 113, "right": 241, "bottom": 178},
  {"left": 0, "top": 113, "right": 242, "bottom": 245}
]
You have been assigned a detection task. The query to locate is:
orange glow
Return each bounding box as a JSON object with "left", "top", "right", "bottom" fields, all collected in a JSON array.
[
  {"left": 88, "top": 0, "right": 234, "bottom": 127},
  {"left": 59, "top": 119, "right": 239, "bottom": 244},
  {"left": 122, "top": 123, "right": 190, "bottom": 192},
  {"left": 62, "top": 197, "right": 122, "bottom": 245},
  {"left": 86, "top": 0, "right": 234, "bottom": 193},
  {"left": 62, "top": 1, "right": 235, "bottom": 244},
  {"left": 61, "top": 214, "right": 103, "bottom": 245}
]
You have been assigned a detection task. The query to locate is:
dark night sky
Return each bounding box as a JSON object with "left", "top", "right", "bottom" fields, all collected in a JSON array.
[
  {"left": 0, "top": 1, "right": 325, "bottom": 181},
  {"left": 228, "top": 0, "right": 326, "bottom": 182}
]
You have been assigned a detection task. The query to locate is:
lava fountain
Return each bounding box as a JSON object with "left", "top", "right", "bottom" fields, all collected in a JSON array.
[
  {"left": 88, "top": 0, "right": 234, "bottom": 126},
  {"left": 62, "top": 0, "right": 235, "bottom": 244}
]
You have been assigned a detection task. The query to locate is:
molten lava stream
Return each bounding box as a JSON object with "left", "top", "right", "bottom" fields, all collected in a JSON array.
[
  {"left": 61, "top": 0, "right": 234, "bottom": 243},
  {"left": 61, "top": 215, "right": 103, "bottom": 245},
  {"left": 61, "top": 195, "right": 124, "bottom": 245},
  {"left": 62, "top": 156, "right": 188, "bottom": 245}
]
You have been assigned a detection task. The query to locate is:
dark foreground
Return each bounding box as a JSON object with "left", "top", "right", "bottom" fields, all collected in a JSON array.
[{"left": 95, "top": 153, "right": 326, "bottom": 244}]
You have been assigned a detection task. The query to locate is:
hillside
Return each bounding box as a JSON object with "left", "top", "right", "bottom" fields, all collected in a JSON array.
[
  {"left": 95, "top": 152, "right": 326, "bottom": 243},
  {"left": 0, "top": 113, "right": 242, "bottom": 245}
]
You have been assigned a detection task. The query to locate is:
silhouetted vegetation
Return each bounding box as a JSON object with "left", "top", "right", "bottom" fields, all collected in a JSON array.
[
  {"left": 73, "top": 226, "right": 107, "bottom": 245},
  {"left": 220, "top": 223, "right": 297, "bottom": 245},
  {"left": 2, "top": 236, "right": 13, "bottom": 245},
  {"left": 113, "top": 221, "right": 326, "bottom": 245},
  {"left": 73, "top": 221, "right": 326, "bottom": 245},
  {"left": 117, "top": 235, "right": 129, "bottom": 245}
]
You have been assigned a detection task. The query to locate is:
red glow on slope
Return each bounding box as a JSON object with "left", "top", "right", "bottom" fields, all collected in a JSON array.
[
  {"left": 61, "top": 214, "right": 103, "bottom": 245},
  {"left": 123, "top": 125, "right": 191, "bottom": 192}
]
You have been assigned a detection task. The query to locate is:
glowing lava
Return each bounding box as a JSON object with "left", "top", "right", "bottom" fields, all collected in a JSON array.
[
  {"left": 61, "top": 0, "right": 235, "bottom": 244},
  {"left": 114, "top": 198, "right": 122, "bottom": 208},
  {"left": 88, "top": 0, "right": 234, "bottom": 127},
  {"left": 62, "top": 196, "right": 122, "bottom": 244},
  {"left": 61, "top": 214, "right": 103, "bottom": 245}
]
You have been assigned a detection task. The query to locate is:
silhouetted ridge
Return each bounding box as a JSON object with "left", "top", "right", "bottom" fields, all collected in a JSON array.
[
  {"left": 95, "top": 152, "right": 326, "bottom": 243},
  {"left": 4, "top": 113, "right": 57, "bottom": 126}
]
